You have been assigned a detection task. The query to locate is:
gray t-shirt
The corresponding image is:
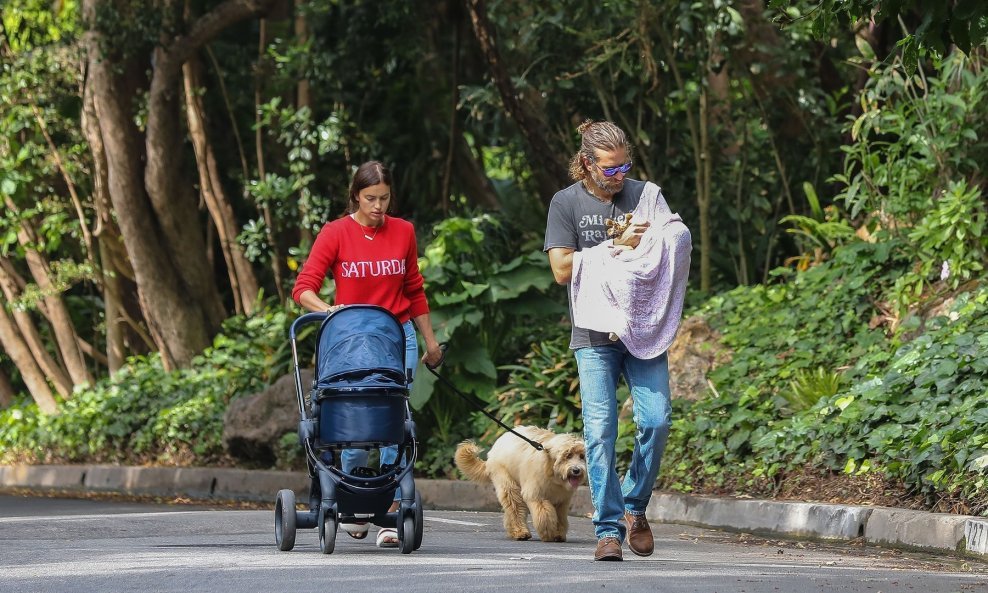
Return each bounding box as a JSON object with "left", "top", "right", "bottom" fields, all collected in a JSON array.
[{"left": 544, "top": 178, "right": 646, "bottom": 350}]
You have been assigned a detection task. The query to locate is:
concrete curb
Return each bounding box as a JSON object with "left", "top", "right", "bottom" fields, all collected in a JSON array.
[{"left": 2, "top": 464, "right": 985, "bottom": 559}]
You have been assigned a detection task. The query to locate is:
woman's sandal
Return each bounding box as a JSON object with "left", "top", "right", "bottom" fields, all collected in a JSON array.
[
  {"left": 376, "top": 527, "right": 399, "bottom": 548},
  {"left": 344, "top": 522, "right": 369, "bottom": 539}
]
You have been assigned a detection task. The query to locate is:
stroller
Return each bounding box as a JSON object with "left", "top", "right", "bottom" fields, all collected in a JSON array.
[{"left": 274, "top": 305, "right": 423, "bottom": 554}]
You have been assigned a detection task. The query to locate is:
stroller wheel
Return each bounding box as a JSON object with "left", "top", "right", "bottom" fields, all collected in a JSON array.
[
  {"left": 413, "top": 490, "right": 424, "bottom": 551},
  {"left": 274, "top": 489, "right": 297, "bottom": 551},
  {"left": 398, "top": 514, "right": 415, "bottom": 554},
  {"left": 318, "top": 507, "right": 337, "bottom": 554}
]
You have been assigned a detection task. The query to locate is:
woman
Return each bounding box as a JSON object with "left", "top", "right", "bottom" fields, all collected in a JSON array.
[{"left": 292, "top": 160, "right": 442, "bottom": 547}]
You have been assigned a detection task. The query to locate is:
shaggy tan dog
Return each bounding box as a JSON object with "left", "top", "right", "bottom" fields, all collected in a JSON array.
[{"left": 454, "top": 426, "right": 586, "bottom": 542}]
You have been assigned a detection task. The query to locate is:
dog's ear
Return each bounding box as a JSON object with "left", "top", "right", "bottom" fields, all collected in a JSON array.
[{"left": 560, "top": 436, "right": 585, "bottom": 461}]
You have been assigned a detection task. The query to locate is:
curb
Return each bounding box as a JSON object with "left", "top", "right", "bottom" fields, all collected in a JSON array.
[{"left": 1, "top": 464, "right": 984, "bottom": 559}]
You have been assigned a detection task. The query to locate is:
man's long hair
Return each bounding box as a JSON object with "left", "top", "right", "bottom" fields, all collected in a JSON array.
[{"left": 567, "top": 120, "right": 633, "bottom": 182}]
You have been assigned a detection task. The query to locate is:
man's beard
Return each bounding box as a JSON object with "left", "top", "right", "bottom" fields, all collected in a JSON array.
[{"left": 588, "top": 169, "right": 624, "bottom": 196}]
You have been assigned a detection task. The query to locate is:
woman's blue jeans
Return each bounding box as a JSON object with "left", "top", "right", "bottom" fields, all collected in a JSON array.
[
  {"left": 573, "top": 344, "right": 671, "bottom": 541},
  {"left": 340, "top": 320, "right": 417, "bottom": 499}
]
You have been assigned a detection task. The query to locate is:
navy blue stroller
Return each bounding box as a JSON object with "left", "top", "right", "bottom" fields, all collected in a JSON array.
[{"left": 274, "top": 305, "right": 423, "bottom": 554}]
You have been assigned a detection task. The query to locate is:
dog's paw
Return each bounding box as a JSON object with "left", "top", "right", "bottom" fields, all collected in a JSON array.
[{"left": 510, "top": 531, "right": 533, "bottom": 541}]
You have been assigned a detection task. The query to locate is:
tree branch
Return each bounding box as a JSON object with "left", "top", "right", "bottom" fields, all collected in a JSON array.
[{"left": 157, "top": 0, "right": 277, "bottom": 77}]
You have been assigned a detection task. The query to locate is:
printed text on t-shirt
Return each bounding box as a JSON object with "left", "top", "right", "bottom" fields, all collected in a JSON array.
[
  {"left": 339, "top": 259, "right": 407, "bottom": 278},
  {"left": 579, "top": 214, "right": 608, "bottom": 243}
]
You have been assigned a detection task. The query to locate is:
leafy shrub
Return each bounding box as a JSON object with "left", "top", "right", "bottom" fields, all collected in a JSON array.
[
  {"left": 410, "top": 213, "right": 567, "bottom": 477},
  {"left": 660, "top": 241, "right": 898, "bottom": 491},
  {"left": 757, "top": 287, "right": 988, "bottom": 512},
  {"left": 663, "top": 248, "right": 988, "bottom": 513},
  {"left": 491, "top": 328, "right": 581, "bottom": 437},
  {"left": 889, "top": 180, "right": 988, "bottom": 315},
  {"left": 835, "top": 52, "right": 988, "bottom": 225},
  {"left": 782, "top": 367, "right": 845, "bottom": 415},
  {"left": 0, "top": 304, "right": 292, "bottom": 466}
]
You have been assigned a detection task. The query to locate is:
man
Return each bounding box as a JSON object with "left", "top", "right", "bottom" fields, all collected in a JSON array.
[{"left": 544, "top": 120, "right": 672, "bottom": 561}]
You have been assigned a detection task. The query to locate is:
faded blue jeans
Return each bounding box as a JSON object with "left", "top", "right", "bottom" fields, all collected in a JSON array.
[
  {"left": 573, "top": 344, "right": 671, "bottom": 541},
  {"left": 341, "top": 320, "right": 418, "bottom": 498}
]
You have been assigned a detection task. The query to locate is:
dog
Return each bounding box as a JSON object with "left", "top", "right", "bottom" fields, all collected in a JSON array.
[{"left": 454, "top": 426, "right": 586, "bottom": 542}]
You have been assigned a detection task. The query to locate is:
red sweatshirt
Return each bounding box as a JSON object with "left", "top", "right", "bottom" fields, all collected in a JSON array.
[{"left": 291, "top": 215, "right": 430, "bottom": 323}]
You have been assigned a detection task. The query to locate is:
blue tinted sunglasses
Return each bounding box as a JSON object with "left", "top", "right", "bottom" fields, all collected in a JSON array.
[{"left": 594, "top": 161, "right": 633, "bottom": 177}]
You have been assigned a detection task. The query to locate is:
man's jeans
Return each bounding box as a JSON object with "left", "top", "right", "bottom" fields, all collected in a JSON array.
[
  {"left": 573, "top": 344, "right": 671, "bottom": 541},
  {"left": 341, "top": 320, "right": 418, "bottom": 497}
]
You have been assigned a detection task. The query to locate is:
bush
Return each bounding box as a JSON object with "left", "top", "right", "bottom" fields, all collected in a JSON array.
[{"left": 0, "top": 304, "right": 292, "bottom": 466}]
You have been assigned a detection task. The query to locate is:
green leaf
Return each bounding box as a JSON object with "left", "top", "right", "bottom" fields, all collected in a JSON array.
[
  {"left": 489, "top": 265, "right": 554, "bottom": 301},
  {"left": 802, "top": 182, "right": 823, "bottom": 221},
  {"left": 409, "top": 361, "right": 438, "bottom": 410}
]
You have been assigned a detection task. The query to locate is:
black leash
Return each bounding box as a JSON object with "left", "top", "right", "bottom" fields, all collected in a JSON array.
[{"left": 425, "top": 345, "right": 543, "bottom": 452}]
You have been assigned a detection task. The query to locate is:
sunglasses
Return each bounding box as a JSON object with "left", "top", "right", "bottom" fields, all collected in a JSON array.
[{"left": 593, "top": 161, "right": 633, "bottom": 177}]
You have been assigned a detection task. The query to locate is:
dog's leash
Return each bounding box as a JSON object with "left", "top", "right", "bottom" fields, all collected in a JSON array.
[{"left": 426, "top": 345, "right": 544, "bottom": 452}]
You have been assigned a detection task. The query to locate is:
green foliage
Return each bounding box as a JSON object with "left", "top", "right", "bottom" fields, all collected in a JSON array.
[
  {"left": 757, "top": 288, "right": 988, "bottom": 511},
  {"left": 773, "top": 0, "right": 988, "bottom": 57},
  {"left": 661, "top": 241, "right": 897, "bottom": 490},
  {"left": 889, "top": 180, "right": 987, "bottom": 313},
  {"left": 1, "top": 0, "right": 78, "bottom": 51},
  {"left": 411, "top": 214, "right": 565, "bottom": 410},
  {"left": 782, "top": 367, "right": 845, "bottom": 414},
  {"left": 491, "top": 329, "right": 581, "bottom": 436},
  {"left": 779, "top": 184, "right": 856, "bottom": 267},
  {"left": 832, "top": 52, "right": 988, "bottom": 315},
  {"left": 0, "top": 304, "right": 292, "bottom": 465},
  {"left": 407, "top": 213, "right": 567, "bottom": 477},
  {"left": 662, "top": 244, "right": 988, "bottom": 512},
  {"left": 835, "top": 52, "right": 988, "bottom": 224}
]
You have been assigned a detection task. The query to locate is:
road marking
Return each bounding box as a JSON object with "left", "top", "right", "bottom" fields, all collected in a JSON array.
[
  {"left": 0, "top": 510, "right": 211, "bottom": 523},
  {"left": 423, "top": 516, "right": 486, "bottom": 526}
]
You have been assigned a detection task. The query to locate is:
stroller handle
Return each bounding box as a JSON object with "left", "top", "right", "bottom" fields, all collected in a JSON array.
[
  {"left": 289, "top": 312, "right": 328, "bottom": 417},
  {"left": 289, "top": 311, "right": 328, "bottom": 341}
]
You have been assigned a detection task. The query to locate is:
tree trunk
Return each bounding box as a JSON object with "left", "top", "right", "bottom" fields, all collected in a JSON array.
[
  {"left": 464, "top": 0, "right": 569, "bottom": 204},
  {"left": 0, "top": 367, "right": 15, "bottom": 408},
  {"left": 82, "top": 46, "right": 189, "bottom": 369},
  {"left": 183, "top": 54, "right": 260, "bottom": 315},
  {"left": 145, "top": 51, "right": 227, "bottom": 333},
  {"left": 0, "top": 305, "right": 58, "bottom": 414},
  {"left": 81, "top": 0, "right": 276, "bottom": 368},
  {"left": 81, "top": 80, "right": 128, "bottom": 373},
  {"left": 254, "top": 17, "right": 287, "bottom": 303},
  {"left": 0, "top": 259, "right": 73, "bottom": 396},
  {"left": 294, "top": 0, "right": 313, "bottom": 247},
  {"left": 698, "top": 87, "right": 712, "bottom": 293},
  {"left": 657, "top": 31, "right": 712, "bottom": 292},
  {"left": 4, "top": 203, "right": 93, "bottom": 386},
  {"left": 441, "top": 19, "right": 462, "bottom": 214},
  {"left": 83, "top": 76, "right": 155, "bottom": 363}
]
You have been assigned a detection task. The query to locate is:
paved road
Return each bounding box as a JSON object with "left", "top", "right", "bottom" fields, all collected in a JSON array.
[{"left": 1, "top": 494, "right": 987, "bottom": 593}]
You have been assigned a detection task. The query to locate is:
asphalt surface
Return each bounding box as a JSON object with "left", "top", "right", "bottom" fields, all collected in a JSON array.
[
  {"left": 2, "top": 494, "right": 987, "bottom": 593},
  {"left": 3, "top": 465, "right": 987, "bottom": 559}
]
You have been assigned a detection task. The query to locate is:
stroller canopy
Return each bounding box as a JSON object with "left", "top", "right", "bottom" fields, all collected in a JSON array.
[{"left": 315, "top": 306, "right": 408, "bottom": 390}]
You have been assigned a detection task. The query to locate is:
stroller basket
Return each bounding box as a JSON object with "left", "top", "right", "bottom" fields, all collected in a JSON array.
[{"left": 317, "top": 387, "right": 407, "bottom": 446}]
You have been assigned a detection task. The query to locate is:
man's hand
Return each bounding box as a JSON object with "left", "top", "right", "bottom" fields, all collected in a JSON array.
[{"left": 613, "top": 221, "right": 650, "bottom": 249}]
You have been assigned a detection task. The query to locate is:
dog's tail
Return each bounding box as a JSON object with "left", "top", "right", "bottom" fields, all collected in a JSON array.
[{"left": 454, "top": 440, "right": 490, "bottom": 483}]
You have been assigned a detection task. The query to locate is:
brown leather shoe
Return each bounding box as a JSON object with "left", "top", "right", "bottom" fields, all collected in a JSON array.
[
  {"left": 624, "top": 512, "right": 654, "bottom": 556},
  {"left": 594, "top": 536, "right": 623, "bottom": 561}
]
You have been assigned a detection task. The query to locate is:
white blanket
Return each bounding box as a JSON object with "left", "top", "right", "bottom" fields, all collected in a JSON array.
[{"left": 570, "top": 182, "right": 692, "bottom": 359}]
